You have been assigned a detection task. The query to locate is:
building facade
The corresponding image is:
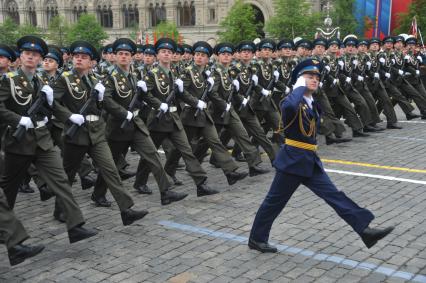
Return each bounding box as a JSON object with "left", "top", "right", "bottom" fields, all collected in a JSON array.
[{"left": 0, "top": 0, "right": 323, "bottom": 45}]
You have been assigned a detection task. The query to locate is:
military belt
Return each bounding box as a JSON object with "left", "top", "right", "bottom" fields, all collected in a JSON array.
[
  {"left": 85, "top": 115, "right": 100, "bottom": 122},
  {"left": 285, "top": 138, "right": 317, "bottom": 151}
]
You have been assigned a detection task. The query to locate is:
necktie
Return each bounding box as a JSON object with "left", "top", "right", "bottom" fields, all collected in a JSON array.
[{"left": 32, "top": 76, "right": 39, "bottom": 93}]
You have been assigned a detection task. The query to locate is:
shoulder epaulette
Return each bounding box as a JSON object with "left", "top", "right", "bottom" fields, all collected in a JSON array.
[
  {"left": 7, "top": 71, "right": 17, "bottom": 78},
  {"left": 62, "top": 71, "right": 70, "bottom": 77}
]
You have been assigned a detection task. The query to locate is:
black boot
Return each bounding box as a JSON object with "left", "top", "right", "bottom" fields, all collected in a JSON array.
[
  {"left": 197, "top": 182, "right": 219, "bottom": 197},
  {"left": 171, "top": 175, "right": 183, "bottom": 186},
  {"left": 249, "top": 165, "right": 269, "bottom": 177},
  {"left": 53, "top": 208, "right": 66, "bottom": 223},
  {"left": 119, "top": 168, "right": 137, "bottom": 180},
  {"left": 91, "top": 193, "right": 112, "bottom": 207},
  {"left": 325, "top": 135, "right": 352, "bottom": 145},
  {"left": 39, "top": 185, "right": 54, "bottom": 201},
  {"left": 18, "top": 183, "right": 34, "bottom": 193},
  {"left": 387, "top": 123, "right": 403, "bottom": 129},
  {"left": 161, "top": 190, "right": 188, "bottom": 205},
  {"left": 353, "top": 129, "right": 370, "bottom": 137},
  {"left": 134, "top": 184, "right": 153, "bottom": 194},
  {"left": 121, "top": 208, "right": 149, "bottom": 226},
  {"left": 361, "top": 226, "right": 394, "bottom": 248},
  {"left": 8, "top": 244, "right": 44, "bottom": 266},
  {"left": 68, "top": 225, "right": 98, "bottom": 243},
  {"left": 406, "top": 112, "right": 420, "bottom": 120},
  {"left": 80, "top": 175, "right": 95, "bottom": 190},
  {"left": 248, "top": 238, "right": 277, "bottom": 253},
  {"left": 226, "top": 170, "right": 248, "bottom": 185}
]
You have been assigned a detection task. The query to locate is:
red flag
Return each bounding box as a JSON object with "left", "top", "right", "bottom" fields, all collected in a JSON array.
[
  {"left": 146, "top": 34, "right": 149, "bottom": 44},
  {"left": 410, "top": 16, "right": 418, "bottom": 38},
  {"left": 153, "top": 32, "right": 157, "bottom": 44}
]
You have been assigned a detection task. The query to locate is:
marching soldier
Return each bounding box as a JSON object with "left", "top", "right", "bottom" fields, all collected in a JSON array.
[
  {"left": 53, "top": 40, "right": 149, "bottom": 226},
  {"left": 0, "top": 35, "right": 97, "bottom": 242},
  {"left": 93, "top": 38, "right": 188, "bottom": 205}
]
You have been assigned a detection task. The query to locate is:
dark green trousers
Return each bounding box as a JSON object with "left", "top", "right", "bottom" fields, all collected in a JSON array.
[
  {"left": 314, "top": 91, "right": 346, "bottom": 137},
  {"left": 0, "top": 148, "right": 85, "bottom": 230},
  {"left": 0, "top": 189, "right": 29, "bottom": 249}
]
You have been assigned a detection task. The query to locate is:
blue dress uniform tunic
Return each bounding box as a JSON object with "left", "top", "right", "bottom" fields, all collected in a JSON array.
[{"left": 250, "top": 85, "right": 375, "bottom": 244}]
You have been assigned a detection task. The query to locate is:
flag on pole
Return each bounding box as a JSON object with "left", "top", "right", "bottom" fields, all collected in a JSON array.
[{"left": 409, "top": 16, "right": 418, "bottom": 38}]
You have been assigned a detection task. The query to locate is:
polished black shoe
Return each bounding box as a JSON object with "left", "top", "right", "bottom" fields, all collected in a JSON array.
[
  {"left": 387, "top": 123, "right": 403, "bottom": 129},
  {"left": 226, "top": 170, "right": 248, "bottom": 185},
  {"left": 91, "top": 193, "right": 112, "bottom": 207},
  {"left": 18, "top": 183, "right": 34, "bottom": 193},
  {"left": 161, "top": 190, "right": 188, "bottom": 205},
  {"left": 248, "top": 238, "right": 277, "bottom": 253},
  {"left": 53, "top": 209, "right": 66, "bottom": 223},
  {"left": 325, "top": 136, "right": 352, "bottom": 145},
  {"left": 39, "top": 185, "right": 54, "bottom": 201},
  {"left": 233, "top": 152, "right": 246, "bottom": 162},
  {"left": 422, "top": 115, "right": 426, "bottom": 120},
  {"left": 363, "top": 125, "right": 381, "bottom": 132},
  {"left": 353, "top": 130, "right": 370, "bottom": 137},
  {"left": 134, "top": 184, "right": 153, "bottom": 195},
  {"left": 249, "top": 165, "right": 269, "bottom": 177},
  {"left": 209, "top": 158, "right": 221, "bottom": 168},
  {"left": 8, "top": 244, "right": 44, "bottom": 266},
  {"left": 80, "top": 175, "right": 95, "bottom": 190},
  {"left": 171, "top": 175, "right": 183, "bottom": 186},
  {"left": 121, "top": 208, "right": 149, "bottom": 226},
  {"left": 197, "top": 183, "right": 219, "bottom": 197},
  {"left": 119, "top": 168, "right": 137, "bottom": 180},
  {"left": 406, "top": 112, "right": 421, "bottom": 120},
  {"left": 68, "top": 226, "right": 98, "bottom": 243},
  {"left": 361, "top": 226, "right": 394, "bottom": 248}
]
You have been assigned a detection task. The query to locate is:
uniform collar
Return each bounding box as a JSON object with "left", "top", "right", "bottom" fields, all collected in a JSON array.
[{"left": 303, "top": 95, "right": 314, "bottom": 109}]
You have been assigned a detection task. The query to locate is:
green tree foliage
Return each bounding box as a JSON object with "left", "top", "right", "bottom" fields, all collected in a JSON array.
[
  {"left": 47, "top": 16, "right": 71, "bottom": 47},
  {"left": 0, "top": 18, "right": 42, "bottom": 45},
  {"left": 394, "top": 0, "right": 426, "bottom": 36},
  {"left": 266, "top": 0, "right": 322, "bottom": 39},
  {"left": 218, "top": 0, "right": 262, "bottom": 44},
  {"left": 331, "top": 0, "right": 359, "bottom": 36},
  {"left": 67, "top": 14, "right": 108, "bottom": 49},
  {"left": 154, "top": 21, "right": 180, "bottom": 41}
]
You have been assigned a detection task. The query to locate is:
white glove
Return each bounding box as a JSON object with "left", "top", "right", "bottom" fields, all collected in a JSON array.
[
  {"left": 379, "top": 58, "right": 386, "bottom": 64},
  {"left": 398, "top": 69, "right": 404, "bottom": 75},
  {"left": 159, "top": 103, "right": 168, "bottom": 112},
  {"left": 261, "top": 88, "right": 270, "bottom": 96},
  {"left": 285, "top": 86, "right": 291, "bottom": 94},
  {"left": 225, "top": 103, "right": 231, "bottom": 111},
  {"left": 325, "top": 65, "right": 331, "bottom": 72},
  {"left": 374, "top": 72, "right": 380, "bottom": 79},
  {"left": 175, "top": 78, "right": 184, "bottom": 93},
  {"left": 385, "top": 72, "right": 391, "bottom": 79},
  {"left": 345, "top": 77, "right": 352, "bottom": 83},
  {"left": 232, "top": 80, "right": 240, "bottom": 91},
  {"left": 251, "top": 74, "right": 258, "bottom": 86},
  {"left": 332, "top": 78, "right": 338, "bottom": 85},
  {"left": 94, "top": 83, "right": 105, "bottom": 101},
  {"left": 19, "top": 116, "right": 34, "bottom": 129},
  {"left": 137, "top": 80, "right": 147, "bottom": 92},
  {"left": 391, "top": 59, "right": 396, "bottom": 64},
  {"left": 69, "top": 114, "right": 85, "bottom": 126},
  {"left": 404, "top": 55, "right": 410, "bottom": 60},
  {"left": 352, "top": 59, "right": 359, "bottom": 66},
  {"left": 319, "top": 82, "right": 323, "bottom": 88},
  {"left": 338, "top": 61, "right": 344, "bottom": 69},
  {"left": 416, "top": 70, "right": 420, "bottom": 76},
  {"left": 366, "top": 61, "right": 372, "bottom": 69},
  {"left": 207, "top": 77, "right": 214, "bottom": 91},
  {"left": 294, "top": 76, "right": 306, "bottom": 89},
  {"left": 41, "top": 85, "right": 54, "bottom": 106},
  {"left": 242, "top": 98, "right": 249, "bottom": 106},
  {"left": 273, "top": 70, "right": 280, "bottom": 82},
  {"left": 126, "top": 111, "right": 133, "bottom": 121},
  {"left": 42, "top": 116, "right": 48, "bottom": 124},
  {"left": 204, "top": 70, "right": 211, "bottom": 77},
  {"left": 196, "top": 100, "right": 206, "bottom": 110},
  {"left": 357, "top": 75, "right": 364, "bottom": 81},
  {"left": 417, "top": 56, "right": 423, "bottom": 63}
]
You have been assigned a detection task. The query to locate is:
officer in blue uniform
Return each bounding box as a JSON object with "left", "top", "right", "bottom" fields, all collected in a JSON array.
[{"left": 248, "top": 59, "right": 394, "bottom": 253}]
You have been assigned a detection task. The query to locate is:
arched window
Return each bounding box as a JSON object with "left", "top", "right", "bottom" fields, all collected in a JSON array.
[
  {"left": 177, "top": 1, "right": 195, "bottom": 26},
  {"left": 27, "top": 0, "right": 37, "bottom": 26},
  {"left": 207, "top": 0, "right": 216, "bottom": 23},
  {"left": 46, "top": 0, "right": 58, "bottom": 25},
  {"left": 97, "top": 3, "right": 113, "bottom": 28},
  {"left": 123, "top": 2, "right": 139, "bottom": 28},
  {"left": 6, "top": 0, "right": 20, "bottom": 24},
  {"left": 149, "top": 2, "right": 166, "bottom": 27},
  {"left": 72, "top": 0, "right": 87, "bottom": 22}
]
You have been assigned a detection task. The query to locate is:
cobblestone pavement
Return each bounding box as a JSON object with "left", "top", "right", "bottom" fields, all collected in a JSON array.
[{"left": 1, "top": 109, "right": 426, "bottom": 283}]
